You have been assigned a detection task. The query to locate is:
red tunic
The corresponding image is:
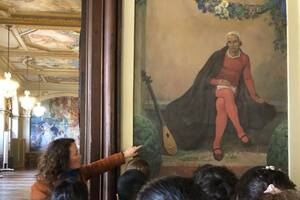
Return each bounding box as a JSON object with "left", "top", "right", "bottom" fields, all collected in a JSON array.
[{"left": 210, "top": 51, "right": 257, "bottom": 99}]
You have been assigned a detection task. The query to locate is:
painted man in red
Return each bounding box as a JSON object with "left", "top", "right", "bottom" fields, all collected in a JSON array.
[{"left": 211, "top": 32, "right": 264, "bottom": 161}]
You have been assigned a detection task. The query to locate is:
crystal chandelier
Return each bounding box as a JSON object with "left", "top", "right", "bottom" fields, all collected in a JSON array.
[
  {"left": 19, "top": 56, "right": 36, "bottom": 111},
  {"left": 32, "top": 75, "right": 46, "bottom": 117},
  {"left": 32, "top": 102, "right": 46, "bottom": 117},
  {"left": 0, "top": 25, "right": 19, "bottom": 98}
]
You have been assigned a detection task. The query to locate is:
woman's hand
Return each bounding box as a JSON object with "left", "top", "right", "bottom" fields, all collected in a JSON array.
[{"left": 123, "top": 145, "right": 142, "bottom": 158}]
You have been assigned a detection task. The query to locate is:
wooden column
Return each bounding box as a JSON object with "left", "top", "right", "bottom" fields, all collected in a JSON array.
[
  {"left": 102, "top": 0, "right": 122, "bottom": 199},
  {"left": 80, "top": 0, "right": 122, "bottom": 199}
]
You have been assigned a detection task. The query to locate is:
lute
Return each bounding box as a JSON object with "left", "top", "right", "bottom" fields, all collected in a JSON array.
[{"left": 141, "top": 70, "right": 177, "bottom": 155}]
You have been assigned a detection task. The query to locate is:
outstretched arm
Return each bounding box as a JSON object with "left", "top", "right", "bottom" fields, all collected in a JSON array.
[{"left": 79, "top": 145, "right": 142, "bottom": 181}]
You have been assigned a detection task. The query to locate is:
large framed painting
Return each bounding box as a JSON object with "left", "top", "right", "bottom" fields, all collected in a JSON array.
[{"left": 121, "top": 0, "right": 300, "bottom": 180}]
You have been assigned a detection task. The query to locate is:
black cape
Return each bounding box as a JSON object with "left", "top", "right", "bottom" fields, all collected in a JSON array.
[{"left": 164, "top": 47, "right": 276, "bottom": 150}]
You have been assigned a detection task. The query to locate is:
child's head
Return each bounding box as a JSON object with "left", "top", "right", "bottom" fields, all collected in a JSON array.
[
  {"left": 236, "top": 166, "right": 296, "bottom": 200},
  {"left": 258, "top": 189, "right": 300, "bottom": 200},
  {"left": 125, "top": 157, "right": 151, "bottom": 178},
  {"left": 193, "top": 164, "right": 238, "bottom": 200},
  {"left": 117, "top": 169, "right": 148, "bottom": 200},
  {"left": 137, "top": 176, "right": 204, "bottom": 200}
]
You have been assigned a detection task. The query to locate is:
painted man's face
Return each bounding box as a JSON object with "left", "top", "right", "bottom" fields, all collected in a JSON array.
[{"left": 227, "top": 35, "right": 240, "bottom": 53}]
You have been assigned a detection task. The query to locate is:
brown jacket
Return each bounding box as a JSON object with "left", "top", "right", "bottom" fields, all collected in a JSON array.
[{"left": 31, "top": 152, "right": 125, "bottom": 200}]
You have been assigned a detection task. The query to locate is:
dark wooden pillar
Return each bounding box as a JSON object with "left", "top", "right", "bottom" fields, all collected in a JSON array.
[
  {"left": 80, "top": 0, "right": 122, "bottom": 199},
  {"left": 80, "top": 0, "right": 103, "bottom": 199},
  {"left": 102, "top": 0, "right": 122, "bottom": 200}
]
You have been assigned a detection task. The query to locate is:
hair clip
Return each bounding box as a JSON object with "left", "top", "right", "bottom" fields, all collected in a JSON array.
[
  {"left": 265, "top": 166, "right": 275, "bottom": 170},
  {"left": 263, "top": 184, "right": 282, "bottom": 194}
]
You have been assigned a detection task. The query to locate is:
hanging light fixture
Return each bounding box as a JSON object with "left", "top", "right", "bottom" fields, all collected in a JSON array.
[
  {"left": 32, "top": 75, "right": 46, "bottom": 117},
  {"left": 19, "top": 56, "right": 36, "bottom": 111},
  {"left": 0, "top": 25, "right": 19, "bottom": 98}
]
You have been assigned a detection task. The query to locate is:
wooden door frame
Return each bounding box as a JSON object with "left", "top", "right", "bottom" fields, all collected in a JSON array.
[{"left": 80, "top": 0, "right": 122, "bottom": 199}]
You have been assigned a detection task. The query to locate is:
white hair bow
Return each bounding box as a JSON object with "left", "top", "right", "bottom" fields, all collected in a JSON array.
[
  {"left": 263, "top": 184, "right": 282, "bottom": 194},
  {"left": 265, "top": 166, "right": 275, "bottom": 170}
]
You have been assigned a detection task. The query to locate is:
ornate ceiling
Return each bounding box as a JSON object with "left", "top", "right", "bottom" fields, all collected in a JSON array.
[
  {"left": 0, "top": 0, "right": 81, "bottom": 13},
  {"left": 0, "top": 0, "right": 81, "bottom": 99}
]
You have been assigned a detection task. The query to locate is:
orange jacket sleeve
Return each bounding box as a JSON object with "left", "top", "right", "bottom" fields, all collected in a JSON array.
[
  {"left": 31, "top": 181, "right": 52, "bottom": 200},
  {"left": 79, "top": 152, "right": 125, "bottom": 182}
]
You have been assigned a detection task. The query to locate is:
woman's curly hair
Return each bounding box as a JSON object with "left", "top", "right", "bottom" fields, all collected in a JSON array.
[{"left": 37, "top": 138, "right": 75, "bottom": 186}]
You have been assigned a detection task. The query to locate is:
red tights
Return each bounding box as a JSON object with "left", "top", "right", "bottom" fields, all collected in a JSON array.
[{"left": 213, "top": 89, "right": 247, "bottom": 151}]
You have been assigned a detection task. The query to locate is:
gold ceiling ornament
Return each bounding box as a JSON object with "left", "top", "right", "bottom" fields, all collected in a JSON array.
[
  {"left": 19, "top": 56, "right": 36, "bottom": 111},
  {"left": 0, "top": 25, "right": 19, "bottom": 98},
  {"left": 32, "top": 75, "right": 46, "bottom": 117}
]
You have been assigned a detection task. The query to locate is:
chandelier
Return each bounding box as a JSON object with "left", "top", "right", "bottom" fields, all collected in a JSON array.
[
  {"left": 19, "top": 56, "right": 36, "bottom": 111},
  {"left": 0, "top": 25, "right": 19, "bottom": 98},
  {"left": 32, "top": 75, "right": 46, "bottom": 117},
  {"left": 32, "top": 102, "right": 46, "bottom": 117}
]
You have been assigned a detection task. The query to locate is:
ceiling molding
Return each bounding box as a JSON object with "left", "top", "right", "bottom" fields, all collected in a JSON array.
[
  {"left": 15, "top": 25, "right": 80, "bottom": 31},
  {"left": 0, "top": 14, "right": 81, "bottom": 29},
  {"left": 0, "top": 2, "right": 81, "bottom": 29},
  {"left": 0, "top": 50, "right": 79, "bottom": 58},
  {"left": 40, "top": 75, "right": 47, "bottom": 82},
  {"left": 0, "top": 18, "right": 80, "bottom": 30},
  {"left": 0, "top": 2, "right": 11, "bottom": 13},
  {"left": 19, "top": 29, "right": 37, "bottom": 36},
  {"left": 11, "top": 27, "right": 28, "bottom": 51},
  {"left": 16, "top": 69, "right": 79, "bottom": 77},
  {"left": 39, "top": 92, "right": 78, "bottom": 101},
  {"left": 27, "top": 82, "right": 78, "bottom": 92},
  {"left": 12, "top": 11, "right": 81, "bottom": 18}
]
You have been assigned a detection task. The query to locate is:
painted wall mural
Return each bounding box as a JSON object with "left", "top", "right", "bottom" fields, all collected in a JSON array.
[{"left": 30, "top": 97, "right": 79, "bottom": 151}]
